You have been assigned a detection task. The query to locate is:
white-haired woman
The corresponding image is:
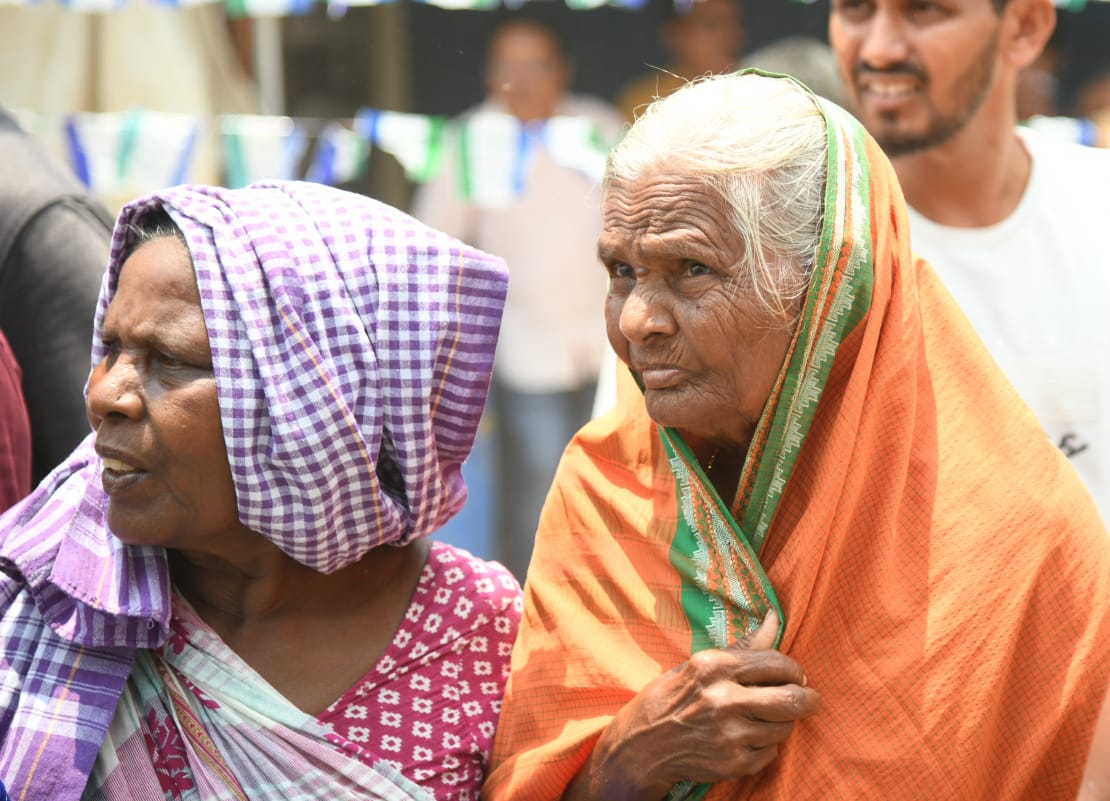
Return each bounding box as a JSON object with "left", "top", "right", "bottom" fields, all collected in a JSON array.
[{"left": 483, "top": 72, "right": 1110, "bottom": 801}]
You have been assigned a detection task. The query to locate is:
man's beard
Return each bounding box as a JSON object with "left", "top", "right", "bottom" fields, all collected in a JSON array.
[{"left": 859, "top": 33, "right": 999, "bottom": 157}]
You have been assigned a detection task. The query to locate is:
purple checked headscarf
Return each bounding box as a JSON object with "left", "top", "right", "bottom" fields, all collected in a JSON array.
[
  {"left": 94, "top": 181, "right": 508, "bottom": 573},
  {"left": 0, "top": 182, "right": 507, "bottom": 801}
]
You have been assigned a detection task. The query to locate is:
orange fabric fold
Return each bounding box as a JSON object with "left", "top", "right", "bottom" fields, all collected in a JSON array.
[{"left": 485, "top": 97, "right": 1110, "bottom": 800}]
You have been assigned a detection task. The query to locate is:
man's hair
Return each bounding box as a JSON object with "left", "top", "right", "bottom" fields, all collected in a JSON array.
[{"left": 605, "top": 72, "right": 827, "bottom": 322}]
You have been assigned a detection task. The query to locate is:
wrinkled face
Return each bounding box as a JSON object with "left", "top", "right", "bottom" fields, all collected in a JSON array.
[
  {"left": 829, "top": 0, "right": 1001, "bottom": 156},
  {"left": 667, "top": 0, "right": 743, "bottom": 77},
  {"left": 87, "top": 236, "right": 242, "bottom": 550},
  {"left": 599, "top": 171, "right": 797, "bottom": 453},
  {"left": 486, "top": 23, "right": 570, "bottom": 123}
]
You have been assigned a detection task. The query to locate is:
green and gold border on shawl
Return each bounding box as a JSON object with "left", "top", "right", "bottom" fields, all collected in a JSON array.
[
  {"left": 734, "top": 93, "right": 875, "bottom": 556},
  {"left": 660, "top": 427, "right": 782, "bottom": 655}
]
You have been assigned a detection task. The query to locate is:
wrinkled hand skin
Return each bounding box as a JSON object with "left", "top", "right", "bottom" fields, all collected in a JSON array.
[{"left": 562, "top": 610, "right": 820, "bottom": 801}]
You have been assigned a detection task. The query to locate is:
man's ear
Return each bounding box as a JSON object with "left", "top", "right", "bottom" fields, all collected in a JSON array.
[{"left": 1001, "top": 0, "right": 1057, "bottom": 71}]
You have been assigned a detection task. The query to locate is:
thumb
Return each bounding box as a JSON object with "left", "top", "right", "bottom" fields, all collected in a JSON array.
[{"left": 739, "top": 608, "right": 780, "bottom": 651}]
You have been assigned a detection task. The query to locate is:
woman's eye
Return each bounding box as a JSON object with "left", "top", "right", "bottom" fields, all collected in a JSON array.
[
  {"left": 688, "top": 262, "right": 711, "bottom": 277},
  {"left": 609, "top": 262, "right": 635, "bottom": 280},
  {"left": 154, "top": 350, "right": 189, "bottom": 370}
]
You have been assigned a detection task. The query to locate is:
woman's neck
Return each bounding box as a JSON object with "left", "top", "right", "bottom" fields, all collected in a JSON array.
[
  {"left": 168, "top": 538, "right": 431, "bottom": 715},
  {"left": 169, "top": 539, "right": 428, "bottom": 626}
]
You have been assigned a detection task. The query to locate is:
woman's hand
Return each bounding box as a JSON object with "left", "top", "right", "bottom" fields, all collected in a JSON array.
[{"left": 563, "top": 610, "right": 819, "bottom": 801}]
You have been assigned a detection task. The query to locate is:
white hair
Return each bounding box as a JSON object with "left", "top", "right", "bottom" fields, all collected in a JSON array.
[{"left": 605, "top": 72, "right": 828, "bottom": 322}]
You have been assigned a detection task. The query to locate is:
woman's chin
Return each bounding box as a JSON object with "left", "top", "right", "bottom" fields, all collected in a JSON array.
[{"left": 644, "top": 392, "right": 712, "bottom": 437}]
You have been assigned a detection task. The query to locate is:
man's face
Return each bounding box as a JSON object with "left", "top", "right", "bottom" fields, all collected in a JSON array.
[
  {"left": 486, "top": 24, "right": 570, "bottom": 123},
  {"left": 829, "top": 0, "right": 1003, "bottom": 156}
]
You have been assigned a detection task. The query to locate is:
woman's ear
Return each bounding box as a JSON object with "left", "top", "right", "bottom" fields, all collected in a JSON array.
[{"left": 1000, "top": 0, "right": 1057, "bottom": 71}]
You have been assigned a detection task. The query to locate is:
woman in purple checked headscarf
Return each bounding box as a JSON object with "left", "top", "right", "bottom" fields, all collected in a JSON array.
[{"left": 0, "top": 181, "right": 521, "bottom": 801}]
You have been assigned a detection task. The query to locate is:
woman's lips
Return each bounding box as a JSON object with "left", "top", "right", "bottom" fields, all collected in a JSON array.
[
  {"left": 100, "top": 456, "right": 148, "bottom": 494},
  {"left": 638, "top": 366, "right": 685, "bottom": 390}
]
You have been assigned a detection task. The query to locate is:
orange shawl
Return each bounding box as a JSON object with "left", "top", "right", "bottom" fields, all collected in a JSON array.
[{"left": 485, "top": 95, "right": 1110, "bottom": 800}]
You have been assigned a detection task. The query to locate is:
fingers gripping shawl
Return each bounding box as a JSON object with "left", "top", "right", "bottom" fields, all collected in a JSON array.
[{"left": 95, "top": 181, "right": 508, "bottom": 572}]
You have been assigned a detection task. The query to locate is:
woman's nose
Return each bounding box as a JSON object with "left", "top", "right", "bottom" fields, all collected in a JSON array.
[
  {"left": 619, "top": 287, "right": 677, "bottom": 344},
  {"left": 86, "top": 355, "right": 144, "bottom": 428}
]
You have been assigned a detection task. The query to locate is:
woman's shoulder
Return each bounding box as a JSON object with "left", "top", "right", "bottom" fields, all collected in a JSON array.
[{"left": 423, "top": 540, "right": 522, "bottom": 619}]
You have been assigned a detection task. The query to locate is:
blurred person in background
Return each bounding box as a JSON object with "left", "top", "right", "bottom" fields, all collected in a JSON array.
[
  {"left": 0, "top": 329, "right": 29, "bottom": 512},
  {"left": 615, "top": 0, "right": 744, "bottom": 123},
  {"left": 0, "top": 107, "right": 113, "bottom": 485},
  {"left": 829, "top": 0, "right": 1110, "bottom": 523},
  {"left": 412, "top": 17, "right": 623, "bottom": 582}
]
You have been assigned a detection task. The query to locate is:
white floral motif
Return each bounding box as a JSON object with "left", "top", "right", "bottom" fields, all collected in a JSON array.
[
  {"left": 440, "top": 661, "right": 461, "bottom": 680},
  {"left": 316, "top": 542, "right": 520, "bottom": 801}
]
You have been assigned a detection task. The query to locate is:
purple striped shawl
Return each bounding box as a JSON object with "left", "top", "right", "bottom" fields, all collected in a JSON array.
[{"left": 0, "top": 181, "right": 508, "bottom": 801}]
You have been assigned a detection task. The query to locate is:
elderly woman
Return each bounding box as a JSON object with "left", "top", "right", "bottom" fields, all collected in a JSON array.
[
  {"left": 484, "top": 73, "right": 1110, "bottom": 800},
  {"left": 0, "top": 181, "right": 522, "bottom": 801}
]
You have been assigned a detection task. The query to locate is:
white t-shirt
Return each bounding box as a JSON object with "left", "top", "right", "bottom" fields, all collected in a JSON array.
[{"left": 908, "top": 128, "right": 1110, "bottom": 524}]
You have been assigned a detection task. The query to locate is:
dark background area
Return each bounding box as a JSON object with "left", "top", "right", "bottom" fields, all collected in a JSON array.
[
  {"left": 403, "top": 0, "right": 831, "bottom": 115},
  {"left": 279, "top": 0, "right": 1110, "bottom": 206},
  {"left": 283, "top": 0, "right": 1108, "bottom": 118}
]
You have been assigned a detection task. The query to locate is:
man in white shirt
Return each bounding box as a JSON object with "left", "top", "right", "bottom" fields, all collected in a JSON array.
[
  {"left": 829, "top": 0, "right": 1110, "bottom": 524},
  {"left": 412, "top": 18, "right": 624, "bottom": 579}
]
